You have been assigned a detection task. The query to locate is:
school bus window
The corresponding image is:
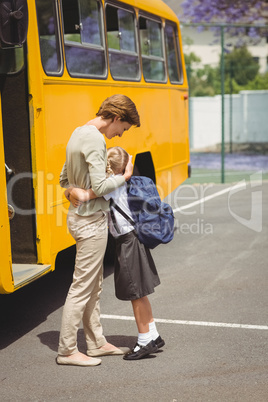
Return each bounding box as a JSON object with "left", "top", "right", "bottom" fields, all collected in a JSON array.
[
  {"left": 61, "top": 0, "right": 106, "bottom": 78},
  {"left": 106, "top": 4, "right": 139, "bottom": 80},
  {"left": 139, "top": 16, "right": 165, "bottom": 83},
  {"left": 35, "top": 0, "right": 62, "bottom": 75},
  {"left": 165, "top": 23, "right": 182, "bottom": 84}
]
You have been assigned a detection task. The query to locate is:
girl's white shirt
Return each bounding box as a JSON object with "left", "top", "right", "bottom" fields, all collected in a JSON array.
[{"left": 104, "top": 174, "right": 135, "bottom": 238}]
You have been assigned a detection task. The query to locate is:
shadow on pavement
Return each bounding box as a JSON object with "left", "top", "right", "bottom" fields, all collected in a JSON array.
[
  {"left": 37, "top": 329, "right": 136, "bottom": 353},
  {"left": 0, "top": 244, "right": 115, "bottom": 350}
]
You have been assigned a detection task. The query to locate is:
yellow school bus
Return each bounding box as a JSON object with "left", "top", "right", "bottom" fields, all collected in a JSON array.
[{"left": 0, "top": 0, "right": 189, "bottom": 293}]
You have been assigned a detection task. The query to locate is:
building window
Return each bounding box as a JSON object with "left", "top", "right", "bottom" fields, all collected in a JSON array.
[
  {"left": 106, "top": 4, "right": 140, "bottom": 80},
  {"left": 252, "top": 56, "right": 259, "bottom": 64},
  {"left": 36, "top": 0, "right": 62, "bottom": 75},
  {"left": 165, "top": 22, "right": 182, "bottom": 84},
  {"left": 61, "top": 0, "right": 106, "bottom": 78},
  {"left": 139, "top": 16, "right": 166, "bottom": 82}
]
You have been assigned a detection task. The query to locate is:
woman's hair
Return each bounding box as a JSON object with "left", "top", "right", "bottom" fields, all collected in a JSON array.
[
  {"left": 96, "top": 94, "right": 140, "bottom": 127},
  {"left": 106, "top": 147, "right": 129, "bottom": 175}
]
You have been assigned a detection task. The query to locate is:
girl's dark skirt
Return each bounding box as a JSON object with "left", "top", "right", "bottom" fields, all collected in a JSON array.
[{"left": 114, "top": 230, "right": 160, "bottom": 301}]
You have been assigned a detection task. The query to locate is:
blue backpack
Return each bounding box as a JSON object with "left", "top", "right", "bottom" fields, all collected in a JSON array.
[{"left": 111, "top": 176, "right": 174, "bottom": 249}]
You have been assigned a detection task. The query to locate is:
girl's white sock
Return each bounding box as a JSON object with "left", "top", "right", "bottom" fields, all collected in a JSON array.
[
  {"left": 134, "top": 331, "right": 152, "bottom": 351},
  {"left": 149, "top": 321, "right": 159, "bottom": 341}
]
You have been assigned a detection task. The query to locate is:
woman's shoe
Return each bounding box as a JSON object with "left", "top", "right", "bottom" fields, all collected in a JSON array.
[
  {"left": 56, "top": 355, "right": 101, "bottom": 366},
  {"left": 87, "top": 346, "right": 130, "bottom": 357}
]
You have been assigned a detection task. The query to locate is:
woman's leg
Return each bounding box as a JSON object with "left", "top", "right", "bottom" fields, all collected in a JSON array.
[
  {"left": 58, "top": 212, "right": 107, "bottom": 357},
  {"left": 82, "top": 213, "right": 108, "bottom": 351}
]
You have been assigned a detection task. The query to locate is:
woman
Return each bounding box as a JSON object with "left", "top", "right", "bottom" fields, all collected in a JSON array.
[{"left": 57, "top": 95, "right": 140, "bottom": 366}]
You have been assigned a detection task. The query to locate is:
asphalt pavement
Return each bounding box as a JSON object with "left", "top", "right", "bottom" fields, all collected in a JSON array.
[{"left": 1, "top": 179, "right": 267, "bottom": 401}]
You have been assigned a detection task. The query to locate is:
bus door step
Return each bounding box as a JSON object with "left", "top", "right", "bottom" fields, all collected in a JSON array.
[{"left": 12, "top": 264, "right": 52, "bottom": 289}]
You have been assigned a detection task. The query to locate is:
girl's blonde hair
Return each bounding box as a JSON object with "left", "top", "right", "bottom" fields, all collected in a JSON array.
[{"left": 106, "top": 146, "right": 129, "bottom": 175}]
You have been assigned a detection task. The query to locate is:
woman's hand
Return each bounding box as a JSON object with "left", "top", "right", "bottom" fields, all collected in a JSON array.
[
  {"left": 64, "top": 187, "right": 97, "bottom": 208},
  {"left": 123, "top": 155, "right": 133, "bottom": 181},
  {"left": 69, "top": 193, "right": 83, "bottom": 208},
  {"left": 64, "top": 188, "right": 83, "bottom": 208}
]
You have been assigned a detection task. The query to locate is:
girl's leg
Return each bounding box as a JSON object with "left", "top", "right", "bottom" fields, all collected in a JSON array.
[
  {"left": 131, "top": 296, "right": 164, "bottom": 349},
  {"left": 124, "top": 296, "right": 158, "bottom": 360},
  {"left": 131, "top": 296, "right": 154, "bottom": 333}
]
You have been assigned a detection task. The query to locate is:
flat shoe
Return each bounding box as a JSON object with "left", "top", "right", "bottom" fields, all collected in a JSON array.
[
  {"left": 87, "top": 346, "right": 130, "bottom": 357},
  {"left": 56, "top": 355, "right": 101, "bottom": 366}
]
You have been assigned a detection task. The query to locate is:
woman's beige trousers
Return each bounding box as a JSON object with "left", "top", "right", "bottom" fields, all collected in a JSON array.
[{"left": 58, "top": 211, "right": 108, "bottom": 356}]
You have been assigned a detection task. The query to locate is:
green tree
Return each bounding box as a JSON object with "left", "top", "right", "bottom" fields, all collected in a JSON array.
[
  {"left": 184, "top": 52, "right": 201, "bottom": 66},
  {"left": 186, "top": 46, "right": 263, "bottom": 96},
  {"left": 246, "top": 72, "right": 268, "bottom": 90},
  {"left": 225, "top": 46, "right": 259, "bottom": 85}
]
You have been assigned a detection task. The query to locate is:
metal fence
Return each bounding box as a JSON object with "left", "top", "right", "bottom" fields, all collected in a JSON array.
[{"left": 181, "top": 23, "right": 268, "bottom": 183}]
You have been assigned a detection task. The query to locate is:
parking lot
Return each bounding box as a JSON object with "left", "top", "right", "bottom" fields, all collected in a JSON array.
[{"left": 1, "top": 177, "right": 267, "bottom": 401}]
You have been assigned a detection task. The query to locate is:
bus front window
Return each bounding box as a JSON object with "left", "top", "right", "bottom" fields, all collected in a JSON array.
[{"left": 36, "top": 0, "right": 62, "bottom": 75}]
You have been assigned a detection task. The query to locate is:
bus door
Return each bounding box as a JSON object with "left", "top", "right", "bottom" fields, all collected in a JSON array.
[{"left": 0, "top": 0, "right": 50, "bottom": 293}]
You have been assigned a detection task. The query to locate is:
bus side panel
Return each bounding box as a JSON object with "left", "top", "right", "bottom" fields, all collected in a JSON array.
[
  {"left": 169, "top": 87, "right": 189, "bottom": 186},
  {"left": 42, "top": 83, "right": 111, "bottom": 259},
  {"left": 42, "top": 83, "right": 169, "bottom": 258},
  {"left": 0, "top": 97, "right": 14, "bottom": 294},
  {"left": 38, "top": 79, "right": 189, "bottom": 259}
]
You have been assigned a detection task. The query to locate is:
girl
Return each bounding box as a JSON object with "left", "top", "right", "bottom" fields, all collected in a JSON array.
[{"left": 66, "top": 146, "right": 165, "bottom": 360}]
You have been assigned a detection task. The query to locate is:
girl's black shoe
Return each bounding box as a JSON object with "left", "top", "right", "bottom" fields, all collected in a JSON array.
[
  {"left": 154, "top": 335, "right": 165, "bottom": 349},
  {"left": 123, "top": 340, "right": 158, "bottom": 360}
]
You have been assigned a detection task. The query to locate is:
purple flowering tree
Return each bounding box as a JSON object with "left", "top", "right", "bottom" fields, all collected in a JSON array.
[{"left": 181, "top": 0, "right": 268, "bottom": 42}]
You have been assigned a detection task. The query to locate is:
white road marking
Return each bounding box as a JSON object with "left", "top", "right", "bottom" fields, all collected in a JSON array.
[
  {"left": 173, "top": 182, "right": 245, "bottom": 213},
  {"left": 100, "top": 314, "right": 268, "bottom": 331}
]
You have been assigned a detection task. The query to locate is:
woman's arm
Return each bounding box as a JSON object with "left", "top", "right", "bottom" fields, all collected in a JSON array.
[{"left": 60, "top": 162, "right": 69, "bottom": 188}]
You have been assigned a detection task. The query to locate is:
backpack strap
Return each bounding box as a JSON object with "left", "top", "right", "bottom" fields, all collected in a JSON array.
[
  {"left": 110, "top": 198, "right": 135, "bottom": 232},
  {"left": 109, "top": 204, "right": 120, "bottom": 234}
]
